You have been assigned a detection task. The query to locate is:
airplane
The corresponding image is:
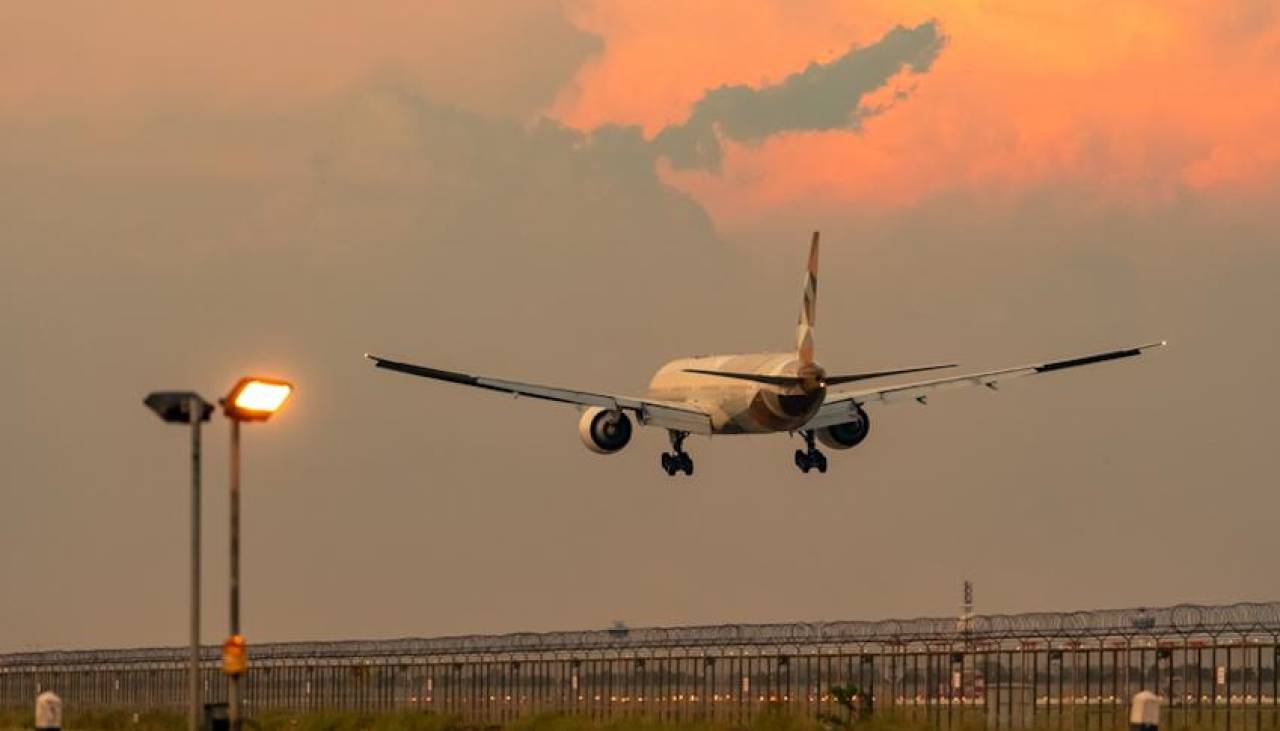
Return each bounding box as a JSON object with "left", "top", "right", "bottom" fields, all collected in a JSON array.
[{"left": 366, "top": 232, "right": 1164, "bottom": 476}]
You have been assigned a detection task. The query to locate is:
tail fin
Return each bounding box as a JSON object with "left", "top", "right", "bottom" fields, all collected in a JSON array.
[{"left": 796, "top": 231, "right": 819, "bottom": 367}]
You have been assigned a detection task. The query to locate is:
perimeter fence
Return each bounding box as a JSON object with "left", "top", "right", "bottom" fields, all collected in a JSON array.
[{"left": 4, "top": 602, "right": 1280, "bottom": 729}]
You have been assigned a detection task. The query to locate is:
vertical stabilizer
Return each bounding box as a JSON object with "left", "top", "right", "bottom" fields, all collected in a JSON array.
[{"left": 796, "top": 231, "right": 819, "bottom": 367}]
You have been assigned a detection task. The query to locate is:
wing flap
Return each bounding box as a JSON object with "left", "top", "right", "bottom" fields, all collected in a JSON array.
[
  {"left": 859, "top": 368, "right": 1030, "bottom": 405},
  {"left": 479, "top": 376, "right": 618, "bottom": 408},
  {"left": 804, "top": 398, "right": 868, "bottom": 431},
  {"left": 636, "top": 402, "right": 714, "bottom": 434}
]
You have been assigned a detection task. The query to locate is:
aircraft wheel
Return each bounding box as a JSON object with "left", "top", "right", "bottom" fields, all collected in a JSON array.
[
  {"left": 794, "top": 449, "right": 811, "bottom": 473},
  {"left": 679, "top": 452, "right": 694, "bottom": 476},
  {"left": 814, "top": 452, "right": 828, "bottom": 474},
  {"left": 661, "top": 453, "right": 677, "bottom": 476}
]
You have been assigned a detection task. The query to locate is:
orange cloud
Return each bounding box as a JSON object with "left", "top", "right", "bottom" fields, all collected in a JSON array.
[
  {"left": 554, "top": 1, "right": 891, "bottom": 134},
  {"left": 554, "top": 1, "right": 1280, "bottom": 221}
]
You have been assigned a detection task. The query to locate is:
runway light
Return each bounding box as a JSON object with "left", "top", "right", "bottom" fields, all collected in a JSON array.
[{"left": 223, "top": 377, "right": 294, "bottom": 422}]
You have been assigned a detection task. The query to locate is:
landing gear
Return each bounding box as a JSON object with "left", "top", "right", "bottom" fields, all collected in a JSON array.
[
  {"left": 660, "top": 431, "right": 694, "bottom": 476},
  {"left": 661, "top": 452, "right": 694, "bottom": 476},
  {"left": 794, "top": 431, "right": 828, "bottom": 474}
]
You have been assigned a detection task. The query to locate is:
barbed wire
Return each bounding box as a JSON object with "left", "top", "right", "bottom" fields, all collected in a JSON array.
[{"left": 4, "top": 601, "right": 1278, "bottom": 669}]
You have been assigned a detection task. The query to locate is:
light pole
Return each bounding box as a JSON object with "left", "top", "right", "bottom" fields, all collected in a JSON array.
[
  {"left": 219, "top": 377, "right": 293, "bottom": 731},
  {"left": 143, "top": 391, "right": 214, "bottom": 731}
]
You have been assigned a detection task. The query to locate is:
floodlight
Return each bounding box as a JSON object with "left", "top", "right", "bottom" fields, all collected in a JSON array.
[
  {"left": 222, "top": 377, "right": 294, "bottom": 422},
  {"left": 144, "top": 392, "right": 214, "bottom": 424}
]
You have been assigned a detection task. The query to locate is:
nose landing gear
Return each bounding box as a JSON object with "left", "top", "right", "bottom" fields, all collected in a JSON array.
[
  {"left": 794, "top": 430, "right": 827, "bottom": 474},
  {"left": 660, "top": 430, "right": 694, "bottom": 476}
]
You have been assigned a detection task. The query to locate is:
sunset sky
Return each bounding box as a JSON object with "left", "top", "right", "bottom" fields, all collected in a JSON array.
[{"left": 2, "top": 2, "right": 1278, "bottom": 652}]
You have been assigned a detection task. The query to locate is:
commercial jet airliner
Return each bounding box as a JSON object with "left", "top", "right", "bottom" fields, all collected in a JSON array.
[{"left": 366, "top": 233, "right": 1164, "bottom": 476}]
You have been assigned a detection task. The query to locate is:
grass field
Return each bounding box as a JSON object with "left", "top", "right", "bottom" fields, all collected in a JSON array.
[
  {"left": 0, "top": 709, "right": 921, "bottom": 731},
  {"left": 2, "top": 708, "right": 1276, "bottom": 731}
]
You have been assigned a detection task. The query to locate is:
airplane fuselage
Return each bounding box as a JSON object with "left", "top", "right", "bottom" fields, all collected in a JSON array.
[{"left": 647, "top": 352, "right": 826, "bottom": 434}]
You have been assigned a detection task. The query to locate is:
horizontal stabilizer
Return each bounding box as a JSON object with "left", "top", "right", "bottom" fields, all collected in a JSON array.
[
  {"left": 824, "top": 363, "right": 957, "bottom": 385},
  {"left": 682, "top": 369, "right": 803, "bottom": 386},
  {"left": 683, "top": 362, "right": 956, "bottom": 387}
]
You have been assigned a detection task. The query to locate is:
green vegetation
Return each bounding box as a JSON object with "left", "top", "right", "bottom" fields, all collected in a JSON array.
[
  {"left": 1, "top": 707, "right": 188, "bottom": 731},
  {"left": 0, "top": 709, "right": 857, "bottom": 731},
  {"left": 0, "top": 712, "right": 841, "bottom": 731}
]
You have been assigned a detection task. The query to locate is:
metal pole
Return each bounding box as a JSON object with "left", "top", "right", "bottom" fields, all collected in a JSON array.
[
  {"left": 228, "top": 418, "right": 242, "bottom": 731},
  {"left": 189, "top": 397, "right": 203, "bottom": 731}
]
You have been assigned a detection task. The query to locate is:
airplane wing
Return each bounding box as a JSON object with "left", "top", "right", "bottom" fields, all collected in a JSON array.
[
  {"left": 365, "top": 354, "right": 713, "bottom": 434},
  {"left": 803, "top": 342, "right": 1166, "bottom": 431}
]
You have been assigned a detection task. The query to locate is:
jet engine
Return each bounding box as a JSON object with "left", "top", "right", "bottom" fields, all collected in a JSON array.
[
  {"left": 815, "top": 405, "right": 870, "bottom": 449},
  {"left": 578, "top": 407, "right": 634, "bottom": 454}
]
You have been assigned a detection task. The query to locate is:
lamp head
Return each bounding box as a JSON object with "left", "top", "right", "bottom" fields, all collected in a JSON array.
[
  {"left": 221, "top": 377, "right": 294, "bottom": 422},
  {"left": 144, "top": 391, "right": 214, "bottom": 424}
]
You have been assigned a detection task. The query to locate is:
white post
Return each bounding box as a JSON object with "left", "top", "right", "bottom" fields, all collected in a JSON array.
[
  {"left": 1129, "top": 689, "right": 1162, "bottom": 731},
  {"left": 35, "top": 690, "right": 62, "bottom": 731}
]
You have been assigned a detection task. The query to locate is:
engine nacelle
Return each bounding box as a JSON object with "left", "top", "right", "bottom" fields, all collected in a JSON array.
[
  {"left": 578, "top": 407, "right": 634, "bottom": 454},
  {"left": 816, "top": 405, "right": 870, "bottom": 450}
]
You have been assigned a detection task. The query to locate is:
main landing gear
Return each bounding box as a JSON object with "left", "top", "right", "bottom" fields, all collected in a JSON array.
[
  {"left": 794, "top": 430, "right": 828, "bottom": 474},
  {"left": 660, "top": 430, "right": 694, "bottom": 476}
]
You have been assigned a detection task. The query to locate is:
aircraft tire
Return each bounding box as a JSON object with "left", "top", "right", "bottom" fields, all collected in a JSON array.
[
  {"left": 661, "top": 453, "right": 677, "bottom": 476},
  {"left": 794, "top": 449, "right": 811, "bottom": 473},
  {"left": 814, "top": 452, "right": 828, "bottom": 473},
  {"left": 679, "top": 453, "right": 694, "bottom": 476}
]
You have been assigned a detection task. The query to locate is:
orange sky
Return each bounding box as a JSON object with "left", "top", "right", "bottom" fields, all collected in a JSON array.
[
  {"left": 553, "top": 1, "right": 1280, "bottom": 220},
  {"left": 2, "top": 1, "right": 1276, "bottom": 222}
]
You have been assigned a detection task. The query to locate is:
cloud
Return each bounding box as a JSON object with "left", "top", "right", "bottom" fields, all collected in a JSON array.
[
  {"left": 1, "top": 81, "right": 721, "bottom": 303},
  {"left": 651, "top": 22, "right": 944, "bottom": 171},
  {"left": 557, "top": 0, "right": 1280, "bottom": 216},
  {"left": 0, "top": 1, "right": 601, "bottom": 120}
]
